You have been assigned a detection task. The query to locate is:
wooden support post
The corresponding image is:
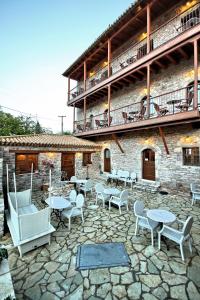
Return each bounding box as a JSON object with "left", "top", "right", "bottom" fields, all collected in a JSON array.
[
  {"left": 84, "top": 97, "right": 86, "bottom": 129},
  {"left": 147, "top": 64, "right": 151, "bottom": 118},
  {"left": 108, "top": 39, "right": 112, "bottom": 77},
  {"left": 68, "top": 76, "right": 70, "bottom": 102},
  {"left": 73, "top": 105, "right": 75, "bottom": 132},
  {"left": 112, "top": 134, "right": 124, "bottom": 153},
  {"left": 194, "top": 40, "right": 198, "bottom": 109},
  {"left": 108, "top": 85, "right": 111, "bottom": 126},
  {"left": 147, "top": 4, "right": 151, "bottom": 53},
  {"left": 84, "top": 61, "right": 87, "bottom": 91},
  {"left": 159, "top": 127, "right": 169, "bottom": 155}
]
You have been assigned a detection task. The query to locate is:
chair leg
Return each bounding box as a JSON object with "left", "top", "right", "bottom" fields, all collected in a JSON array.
[
  {"left": 109, "top": 200, "right": 111, "bottom": 211},
  {"left": 158, "top": 233, "right": 161, "bottom": 250},
  {"left": 135, "top": 219, "right": 138, "bottom": 236},
  {"left": 95, "top": 195, "right": 98, "bottom": 205},
  {"left": 189, "top": 237, "right": 193, "bottom": 253},
  {"left": 126, "top": 203, "right": 129, "bottom": 211},
  {"left": 81, "top": 212, "right": 84, "bottom": 224},
  {"left": 151, "top": 230, "right": 154, "bottom": 247},
  {"left": 68, "top": 217, "right": 71, "bottom": 231},
  {"left": 180, "top": 243, "right": 185, "bottom": 261},
  {"left": 119, "top": 206, "right": 122, "bottom": 215},
  {"left": 103, "top": 200, "right": 105, "bottom": 208}
]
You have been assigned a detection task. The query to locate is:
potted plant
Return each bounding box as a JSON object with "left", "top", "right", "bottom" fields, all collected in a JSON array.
[{"left": 0, "top": 248, "right": 8, "bottom": 264}]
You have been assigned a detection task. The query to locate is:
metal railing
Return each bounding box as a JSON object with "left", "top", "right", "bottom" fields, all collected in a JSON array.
[
  {"left": 69, "top": 83, "right": 84, "bottom": 102},
  {"left": 69, "top": 3, "right": 200, "bottom": 101},
  {"left": 73, "top": 86, "right": 197, "bottom": 134}
]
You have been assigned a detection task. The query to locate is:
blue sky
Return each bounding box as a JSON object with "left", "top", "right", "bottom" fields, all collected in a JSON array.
[{"left": 0, "top": 0, "right": 133, "bottom": 132}]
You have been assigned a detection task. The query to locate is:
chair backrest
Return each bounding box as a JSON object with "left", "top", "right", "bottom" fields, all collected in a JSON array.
[
  {"left": 95, "top": 119, "right": 101, "bottom": 127},
  {"left": 153, "top": 103, "right": 160, "bottom": 114},
  {"left": 130, "top": 172, "right": 137, "bottom": 180},
  {"left": 140, "top": 105, "right": 146, "bottom": 117},
  {"left": 187, "top": 91, "right": 194, "bottom": 106},
  {"left": 69, "top": 190, "right": 77, "bottom": 202},
  {"left": 85, "top": 179, "right": 93, "bottom": 189},
  {"left": 109, "top": 116, "right": 113, "bottom": 126},
  {"left": 77, "top": 124, "right": 83, "bottom": 131},
  {"left": 134, "top": 200, "right": 145, "bottom": 217},
  {"left": 122, "top": 112, "right": 128, "bottom": 120},
  {"left": 95, "top": 183, "right": 104, "bottom": 193},
  {"left": 117, "top": 170, "right": 124, "bottom": 177},
  {"left": 111, "top": 169, "right": 117, "bottom": 175},
  {"left": 120, "top": 190, "right": 129, "bottom": 201},
  {"left": 120, "top": 170, "right": 129, "bottom": 178},
  {"left": 182, "top": 216, "right": 193, "bottom": 237},
  {"left": 70, "top": 176, "right": 77, "bottom": 182},
  {"left": 76, "top": 194, "right": 84, "bottom": 208}
]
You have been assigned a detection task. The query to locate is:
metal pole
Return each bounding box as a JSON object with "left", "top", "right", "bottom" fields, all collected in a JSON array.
[{"left": 58, "top": 115, "right": 66, "bottom": 134}]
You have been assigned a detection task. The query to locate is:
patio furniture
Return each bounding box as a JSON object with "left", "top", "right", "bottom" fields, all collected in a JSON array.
[
  {"left": 104, "top": 187, "right": 120, "bottom": 198},
  {"left": 62, "top": 194, "right": 85, "bottom": 231},
  {"left": 45, "top": 196, "right": 71, "bottom": 228},
  {"left": 120, "top": 62, "right": 127, "bottom": 69},
  {"left": 95, "top": 183, "right": 110, "bottom": 208},
  {"left": 95, "top": 119, "right": 105, "bottom": 128},
  {"left": 175, "top": 91, "right": 193, "bottom": 112},
  {"left": 109, "top": 190, "right": 129, "bottom": 215},
  {"left": 134, "top": 201, "right": 159, "bottom": 246},
  {"left": 6, "top": 166, "right": 55, "bottom": 257},
  {"left": 190, "top": 183, "right": 200, "bottom": 205},
  {"left": 117, "top": 171, "right": 130, "bottom": 186},
  {"left": 126, "top": 56, "right": 136, "bottom": 64},
  {"left": 123, "top": 172, "right": 137, "bottom": 188},
  {"left": 65, "top": 189, "right": 77, "bottom": 205},
  {"left": 80, "top": 179, "right": 93, "bottom": 197},
  {"left": 77, "top": 124, "right": 83, "bottom": 132},
  {"left": 158, "top": 216, "right": 193, "bottom": 261},
  {"left": 122, "top": 112, "right": 134, "bottom": 123},
  {"left": 153, "top": 103, "right": 169, "bottom": 116},
  {"left": 85, "top": 121, "right": 92, "bottom": 130},
  {"left": 107, "top": 169, "right": 119, "bottom": 183},
  {"left": 166, "top": 99, "right": 181, "bottom": 114}
]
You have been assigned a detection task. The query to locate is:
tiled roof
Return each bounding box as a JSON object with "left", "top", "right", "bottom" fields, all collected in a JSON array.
[
  {"left": 0, "top": 134, "right": 101, "bottom": 149},
  {"left": 63, "top": 0, "right": 143, "bottom": 77}
]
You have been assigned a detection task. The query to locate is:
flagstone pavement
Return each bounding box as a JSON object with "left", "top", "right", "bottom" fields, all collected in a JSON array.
[{"left": 3, "top": 184, "right": 200, "bottom": 300}]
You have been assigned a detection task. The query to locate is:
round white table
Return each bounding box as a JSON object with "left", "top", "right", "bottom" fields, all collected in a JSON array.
[
  {"left": 147, "top": 209, "right": 176, "bottom": 224},
  {"left": 45, "top": 196, "right": 71, "bottom": 228},
  {"left": 104, "top": 188, "right": 120, "bottom": 196}
]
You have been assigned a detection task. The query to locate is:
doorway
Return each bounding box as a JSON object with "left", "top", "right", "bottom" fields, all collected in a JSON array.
[
  {"left": 142, "top": 149, "right": 155, "bottom": 181},
  {"left": 61, "top": 153, "right": 75, "bottom": 180},
  {"left": 104, "top": 148, "right": 111, "bottom": 172}
]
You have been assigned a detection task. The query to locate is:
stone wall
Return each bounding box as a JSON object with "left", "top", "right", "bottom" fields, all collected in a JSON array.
[
  {"left": 97, "top": 124, "right": 200, "bottom": 191},
  {"left": 75, "top": 152, "right": 101, "bottom": 179}
]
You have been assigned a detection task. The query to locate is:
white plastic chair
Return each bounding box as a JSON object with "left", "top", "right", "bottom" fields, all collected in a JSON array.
[
  {"left": 109, "top": 190, "right": 129, "bottom": 214},
  {"left": 80, "top": 179, "right": 93, "bottom": 197},
  {"left": 95, "top": 183, "right": 109, "bottom": 208},
  {"left": 124, "top": 172, "right": 137, "bottom": 188},
  {"left": 65, "top": 189, "right": 77, "bottom": 205},
  {"left": 118, "top": 171, "right": 130, "bottom": 186},
  {"left": 158, "top": 216, "right": 193, "bottom": 261},
  {"left": 62, "top": 194, "right": 84, "bottom": 231},
  {"left": 134, "top": 200, "right": 159, "bottom": 246},
  {"left": 190, "top": 183, "right": 200, "bottom": 205},
  {"left": 70, "top": 176, "right": 77, "bottom": 182}
]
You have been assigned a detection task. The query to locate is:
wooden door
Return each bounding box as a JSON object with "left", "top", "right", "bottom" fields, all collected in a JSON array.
[
  {"left": 104, "top": 148, "right": 111, "bottom": 172},
  {"left": 61, "top": 153, "right": 75, "bottom": 180},
  {"left": 142, "top": 149, "right": 155, "bottom": 181}
]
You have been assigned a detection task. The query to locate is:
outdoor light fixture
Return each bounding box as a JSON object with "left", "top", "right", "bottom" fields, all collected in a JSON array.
[
  {"left": 89, "top": 71, "right": 95, "bottom": 77},
  {"left": 103, "top": 61, "right": 108, "bottom": 67},
  {"left": 76, "top": 152, "right": 82, "bottom": 158},
  {"left": 47, "top": 152, "right": 55, "bottom": 158}
]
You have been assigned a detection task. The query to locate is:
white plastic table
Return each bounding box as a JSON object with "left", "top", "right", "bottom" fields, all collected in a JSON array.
[
  {"left": 147, "top": 209, "right": 176, "bottom": 224},
  {"left": 45, "top": 196, "right": 71, "bottom": 228},
  {"left": 104, "top": 188, "right": 120, "bottom": 196}
]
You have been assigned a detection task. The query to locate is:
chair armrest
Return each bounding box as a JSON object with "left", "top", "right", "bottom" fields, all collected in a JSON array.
[{"left": 159, "top": 224, "right": 182, "bottom": 235}]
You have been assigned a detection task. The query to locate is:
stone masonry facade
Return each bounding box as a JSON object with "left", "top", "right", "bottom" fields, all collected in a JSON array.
[{"left": 0, "top": 147, "right": 4, "bottom": 237}]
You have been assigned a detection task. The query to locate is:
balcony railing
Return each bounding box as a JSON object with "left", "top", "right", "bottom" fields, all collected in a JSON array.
[
  {"left": 74, "top": 86, "right": 198, "bottom": 134},
  {"left": 69, "top": 83, "right": 84, "bottom": 101},
  {"left": 69, "top": 2, "right": 200, "bottom": 102}
]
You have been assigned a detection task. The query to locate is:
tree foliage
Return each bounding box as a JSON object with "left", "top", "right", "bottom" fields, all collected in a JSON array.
[{"left": 0, "top": 110, "right": 51, "bottom": 136}]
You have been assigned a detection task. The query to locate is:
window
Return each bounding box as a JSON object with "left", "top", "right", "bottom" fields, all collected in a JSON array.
[
  {"left": 16, "top": 153, "right": 38, "bottom": 174},
  {"left": 137, "top": 40, "right": 154, "bottom": 59},
  {"left": 183, "top": 148, "right": 200, "bottom": 166},
  {"left": 83, "top": 153, "right": 92, "bottom": 166}
]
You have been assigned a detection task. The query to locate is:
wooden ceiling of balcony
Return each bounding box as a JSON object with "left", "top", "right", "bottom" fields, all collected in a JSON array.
[
  {"left": 73, "top": 39, "right": 199, "bottom": 109},
  {"left": 64, "top": 0, "right": 176, "bottom": 81}
]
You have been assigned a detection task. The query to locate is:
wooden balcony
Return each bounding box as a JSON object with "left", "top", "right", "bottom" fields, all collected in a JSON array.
[
  {"left": 68, "top": 2, "right": 200, "bottom": 106},
  {"left": 74, "top": 87, "right": 200, "bottom": 137}
]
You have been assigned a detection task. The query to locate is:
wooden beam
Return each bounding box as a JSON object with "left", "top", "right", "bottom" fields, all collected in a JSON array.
[
  {"left": 159, "top": 127, "right": 169, "bottom": 155},
  {"left": 155, "top": 60, "right": 167, "bottom": 69},
  {"left": 194, "top": 39, "right": 198, "bottom": 109},
  {"left": 84, "top": 61, "right": 87, "bottom": 91},
  {"left": 108, "top": 85, "right": 111, "bottom": 126},
  {"left": 112, "top": 134, "right": 124, "bottom": 153},
  {"left": 108, "top": 39, "right": 112, "bottom": 77},
  {"left": 73, "top": 105, "right": 75, "bottom": 132},
  {"left": 166, "top": 54, "right": 177, "bottom": 64},
  {"left": 147, "top": 65, "right": 151, "bottom": 118},
  {"left": 147, "top": 4, "right": 151, "bottom": 54},
  {"left": 68, "top": 77, "right": 70, "bottom": 102},
  {"left": 84, "top": 97, "right": 86, "bottom": 130},
  {"left": 178, "top": 47, "right": 189, "bottom": 59}
]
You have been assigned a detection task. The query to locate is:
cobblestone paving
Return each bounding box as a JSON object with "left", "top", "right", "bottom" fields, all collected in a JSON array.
[{"left": 6, "top": 184, "right": 200, "bottom": 299}]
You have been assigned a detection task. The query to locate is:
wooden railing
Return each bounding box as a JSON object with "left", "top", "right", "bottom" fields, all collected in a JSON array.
[
  {"left": 69, "top": 2, "right": 200, "bottom": 101},
  {"left": 73, "top": 86, "right": 198, "bottom": 133}
]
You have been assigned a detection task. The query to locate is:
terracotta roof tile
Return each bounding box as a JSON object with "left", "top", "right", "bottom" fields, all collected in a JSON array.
[{"left": 0, "top": 134, "right": 101, "bottom": 149}]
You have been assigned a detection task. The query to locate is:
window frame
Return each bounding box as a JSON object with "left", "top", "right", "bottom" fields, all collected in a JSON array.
[
  {"left": 182, "top": 147, "right": 200, "bottom": 166},
  {"left": 82, "top": 152, "right": 92, "bottom": 166},
  {"left": 15, "top": 153, "right": 39, "bottom": 174}
]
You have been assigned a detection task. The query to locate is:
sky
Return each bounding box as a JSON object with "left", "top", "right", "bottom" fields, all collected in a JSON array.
[{"left": 0, "top": 0, "right": 133, "bottom": 133}]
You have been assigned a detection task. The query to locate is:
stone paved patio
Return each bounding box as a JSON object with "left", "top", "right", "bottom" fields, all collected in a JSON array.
[{"left": 4, "top": 183, "right": 200, "bottom": 299}]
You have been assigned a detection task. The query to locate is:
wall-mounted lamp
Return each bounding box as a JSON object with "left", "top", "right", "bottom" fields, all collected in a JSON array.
[
  {"left": 47, "top": 152, "right": 55, "bottom": 158},
  {"left": 76, "top": 152, "right": 82, "bottom": 158},
  {"left": 103, "top": 61, "right": 108, "bottom": 67}
]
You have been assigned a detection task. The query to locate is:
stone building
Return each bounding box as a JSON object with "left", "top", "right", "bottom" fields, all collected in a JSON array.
[
  {"left": 0, "top": 134, "right": 101, "bottom": 237},
  {"left": 63, "top": 0, "right": 200, "bottom": 190}
]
